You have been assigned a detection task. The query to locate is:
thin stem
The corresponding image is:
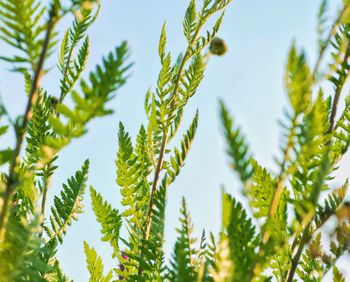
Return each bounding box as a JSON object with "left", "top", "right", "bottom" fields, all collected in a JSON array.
[
  {"left": 39, "top": 161, "right": 54, "bottom": 230},
  {"left": 286, "top": 149, "right": 330, "bottom": 282},
  {"left": 39, "top": 170, "right": 50, "bottom": 237},
  {"left": 262, "top": 114, "right": 298, "bottom": 243},
  {"left": 0, "top": 12, "right": 57, "bottom": 237},
  {"left": 329, "top": 71, "right": 350, "bottom": 133},
  {"left": 144, "top": 132, "right": 168, "bottom": 238},
  {"left": 144, "top": 18, "right": 206, "bottom": 240},
  {"left": 59, "top": 45, "right": 75, "bottom": 104},
  {"left": 286, "top": 223, "right": 311, "bottom": 282},
  {"left": 145, "top": 49, "right": 191, "bottom": 238}
]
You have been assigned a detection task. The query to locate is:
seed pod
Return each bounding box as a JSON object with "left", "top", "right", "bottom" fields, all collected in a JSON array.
[{"left": 209, "top": 37, "right": 228, "bottom": 56}]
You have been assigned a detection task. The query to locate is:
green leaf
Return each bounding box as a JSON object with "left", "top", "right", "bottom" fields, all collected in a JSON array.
[
  {"left": 90, "top": 187, "right": 122, "bottom": 258},
  {"left": 183, "top": 0, "right": 197, "bottom": 43},
  {"left": 167, "top": 110, "right": 198, "bottom": 182},
  {"left": 285, "top": 44, "right": 312, "bottom": 114},
  {"left": 158, "top": 22, "right": 167, "bottom": 63},
  {"left": 333, "top": 266, "right": 345, "bottom": 282},
  {"left": 250, "top": 161, "right": 276, "bottom": 218},
  {"left": 76, "top": 41, "right": 132, "bottom": 117},
  {"left": 168, "top": 197, "right": 198, "bottom": 281},
  {"left": 219, "top": 100, "right": 253, "bottom": 185},
  {"left": 0, "top": 0, "right": 49, "bottom": 72},
  {"left": 0, "top": 215, "right": 48, "bottom": 281},
  {"left": 0, "top": 149, "right": 12, "bottom": 166},
  {"left": 45, "top": 160, "right": 89, "bottom": 245},
  {"left": 221, "top": 192, "right": 259, "bottom": 282},
  {"left": 25, "top": 91, "right": 54, "bottom": 167},
  {"left": 84, "top": 241, "right": 113, "bottom": 282}
]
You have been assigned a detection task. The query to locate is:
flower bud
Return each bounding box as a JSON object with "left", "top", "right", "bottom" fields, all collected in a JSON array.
[{"left": 209, "top": 37, "right": 228, "bottom": 56}]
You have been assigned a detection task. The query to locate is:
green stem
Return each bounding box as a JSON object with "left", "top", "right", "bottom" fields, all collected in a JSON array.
[{"left": 262, "top": 114, "right": 298, "bottom": 243}]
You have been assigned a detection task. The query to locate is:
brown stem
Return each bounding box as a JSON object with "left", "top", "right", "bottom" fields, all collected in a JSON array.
[
  {"left": 144, "top": 48, "right": 190, "bottom": 239},
  {"left": 329, "top": 71, "right": 350, "bottom": 133},
  {"left": 143, "top": 19, "right": 204, "bottom": 240},
  {"left": 0, "top": 14, "right": 56, "bottom": 236},
  {"left": 286, "top": 223, "right": 311, "bottom": 282}
]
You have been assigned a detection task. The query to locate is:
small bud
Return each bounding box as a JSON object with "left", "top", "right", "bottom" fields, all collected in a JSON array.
[
  {"left": 209, "top": 37, "right": 228, "bottom": 56},
  {"left": 82, "top": 1, "right": 95, "bottom": 10}
]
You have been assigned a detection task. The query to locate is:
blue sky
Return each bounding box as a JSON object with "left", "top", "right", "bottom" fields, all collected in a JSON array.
[{"left": 0, "top": 0, "right": 348, "bottom": 280}]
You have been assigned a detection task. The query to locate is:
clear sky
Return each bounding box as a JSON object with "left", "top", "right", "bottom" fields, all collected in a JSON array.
[{"left": 0, "top": 0, "right": 348, "bottom": 280}]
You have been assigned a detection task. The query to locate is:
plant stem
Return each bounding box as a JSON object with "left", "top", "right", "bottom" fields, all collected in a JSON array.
[
  {"left": 143, "top": 15, "right": 207, "bottom": 240},
  {"left": 262, "top": 114, "right": 298, "bottom": 243},
  {"left": 286, "top": 148, "right": 330, "bottom": 282},
  {"left": 144, "top": 49, "right": 190, "bottom": 240},
  {"left": 0, "top": 12, "right": 57, "bottom": 237},
  {"left": 329, "top": 71, "right": 350, "bottom": 133}
]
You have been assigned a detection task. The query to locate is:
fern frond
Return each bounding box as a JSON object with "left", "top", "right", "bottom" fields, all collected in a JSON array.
[
  {"left": 90, "top": 186, "right": 122, "bottom": 258},
  {"left": 333, "top": 102, "right": 350, "bottom": 158},
  {"left": 25, "top": 90, "right": 54, "bottom": 168},
  {"left": 46, "top": 42, "right": 131, "bottom": 150},
  {"left": 84, "top": 241, "right": 113, "bottom": 282},
  {"left": 190, "top": 12, "right": 225, "bottom": 56},
  {"left": 296, "top": 233, "right": 324, "bottom": 280},
  {"left": 328, "top": 24, "right": 350, "bottom": 91},
  {"left": 116, "top": 123, "right": 147, "bottom": 227},
  {"left": 291, "top": 92, "right": 330, "bottom": 222},
  {"left": 219, "top": 100, "right": 253, "bottom": 185},
  {"left": 0, "top": 215, "right": 48, "bottom": 281},
  {"left": 59, "top": 36, "right": 90, "bottom": 102},
  {"left": 127, "top": 181, "right": 168, "bottom": 281},
  {"left": 317, "top": 0, "right": 329, "bottom": 52},
  {"left": 78, "top": 41, "right": 132, "bottom": 116},
  {"left": 177, "top": 55, "right": 206, "bottom": 110},
  {"left": 329, "top": 221, "right": 350, "bottom": 263},
  {"left": 314, "top": 180, "right": 348, "bottom": 229},
  {"left": 0, "top": 0, "right": 48, "bottom": 72},
  {"left": 221, "top": 192, "right": 259, "bottom": 282},
  {"left": 115, "top": 124, "right": 152, "bottom": 279},
  {"left": 45, "top": 160, "right": 89, "bottom": 245},
  {"left": 250, "top": 161, "right": 276, "bottom": 218},
  {"left": 166, "top": 111, "right": 198, "bottom": 182},
  {"left": 332, "top": 266, "right": 345, "bottom": 282},
  {"left": 59, "top": 6, "right": 99, "bottom": 102},
  {"left": 285, "top": 44, "right": 312, "bottom": 114},
  {"left": 168, "top": 197, "right": 198, "bottom": 281},
  {"left": 158, "top": 22, "right": 167, "bottom": 63},
  {"left": 183, "top": 0, "right": 197, "bottom": 43}
]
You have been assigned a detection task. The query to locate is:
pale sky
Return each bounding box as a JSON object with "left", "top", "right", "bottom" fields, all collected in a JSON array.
[{"left": 0, "top": 0, "right": 348, "bottom": 281}]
